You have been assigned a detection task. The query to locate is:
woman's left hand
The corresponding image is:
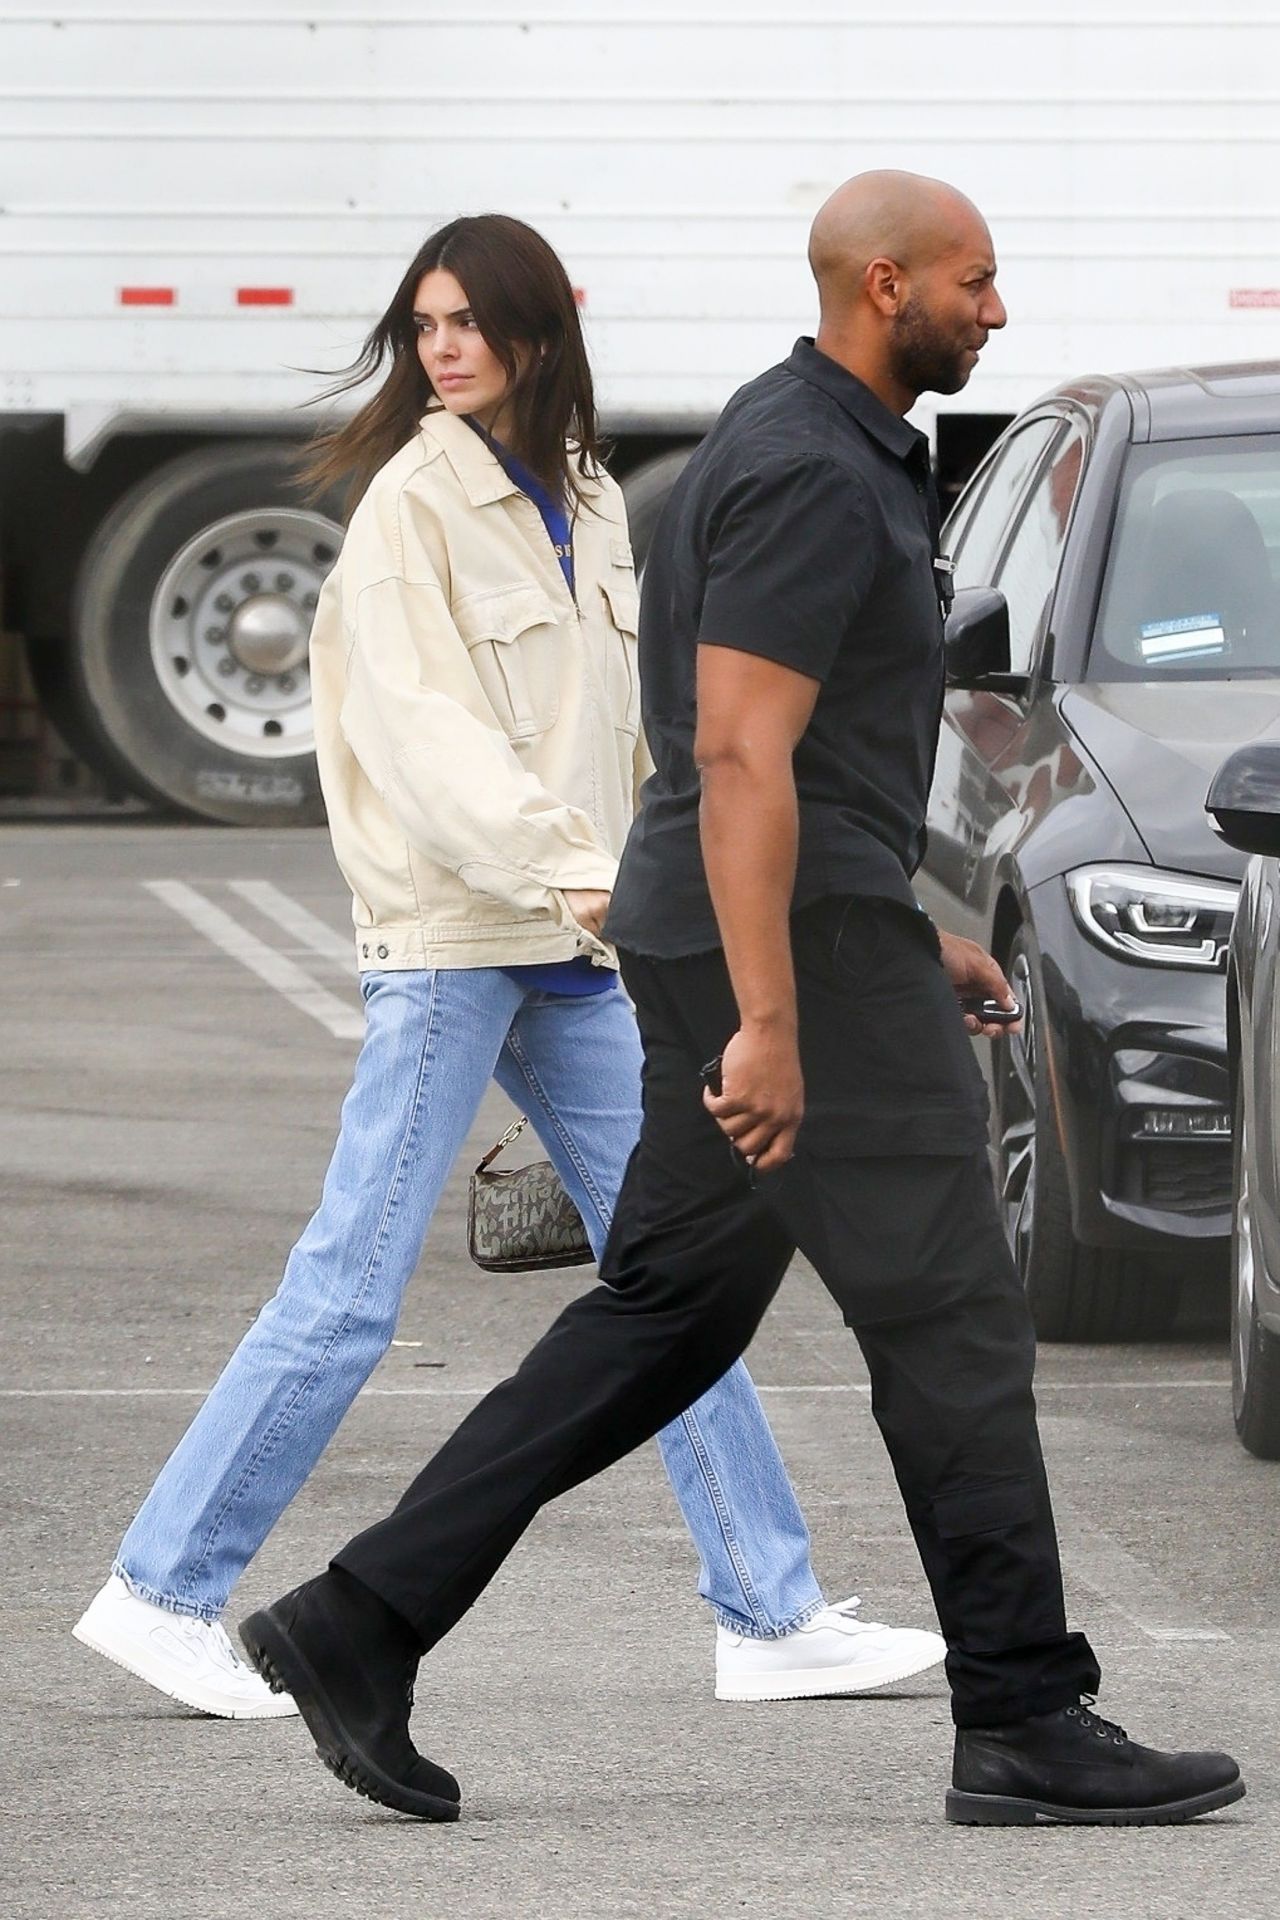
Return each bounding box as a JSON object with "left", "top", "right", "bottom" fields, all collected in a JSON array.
[{"left": 563, "top": 888, "right": 612, "bottom": 938}]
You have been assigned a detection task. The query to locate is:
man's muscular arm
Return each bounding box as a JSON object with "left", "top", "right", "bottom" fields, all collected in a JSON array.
[{"left": 696, "top": 645, "right": 821, "bottom": 1171}]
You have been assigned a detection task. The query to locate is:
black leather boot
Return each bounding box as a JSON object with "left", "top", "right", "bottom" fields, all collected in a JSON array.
[
  {"left": 241, "top": 1567, "right": 461, "bottom": 1821},
  {"left": 948, "top": 1701, "right": 1244, "bottom": 1825}
]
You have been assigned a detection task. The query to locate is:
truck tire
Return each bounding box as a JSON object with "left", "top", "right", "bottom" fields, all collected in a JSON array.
[
  {"left": 620, "top": 447, "right": 696, "bottom": 570},
  {"left": 68, "top": 442, "right": 343, "bottom": 826},
  {"left": 994, "top": 925, "right": 1180, "bottom": 1341}
]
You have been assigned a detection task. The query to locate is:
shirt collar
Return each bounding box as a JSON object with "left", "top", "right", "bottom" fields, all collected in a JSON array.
[{"left": 784, "top": 338, "right": 930, "bottom": 468}]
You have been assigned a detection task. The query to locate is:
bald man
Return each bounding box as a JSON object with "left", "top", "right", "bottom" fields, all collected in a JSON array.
[{"left": 243, "top": 174, "right": 1243, "bottom": 1828}]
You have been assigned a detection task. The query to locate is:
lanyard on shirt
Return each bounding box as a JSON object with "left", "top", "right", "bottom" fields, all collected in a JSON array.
[{"left": 466, "top": 418, "right": 575, "bottom": 598}]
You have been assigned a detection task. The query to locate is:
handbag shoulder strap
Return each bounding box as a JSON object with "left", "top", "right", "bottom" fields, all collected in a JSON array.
[{"left": 474, "top": 1115, "right": 529, "bottom": 1175}]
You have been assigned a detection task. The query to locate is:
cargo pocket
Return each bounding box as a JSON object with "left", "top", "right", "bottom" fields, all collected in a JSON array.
[
  {"left": 599, "top": 576, "right": 641, "bottom": 737},
  {"left": 931, "top": 1475, "right": 1064, "bottom": 1648},
  {"left": 453, "top": 583, "right": 562, "bottom": 740}
]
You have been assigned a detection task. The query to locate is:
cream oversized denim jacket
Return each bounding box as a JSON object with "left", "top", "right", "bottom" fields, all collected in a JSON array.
[{"left": 309, "top": 407, "right": 652, "bottom": 971}]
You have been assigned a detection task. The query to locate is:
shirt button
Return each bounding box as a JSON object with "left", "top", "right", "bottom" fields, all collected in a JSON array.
[{"left": 377, "top": 944, "right": 389, "bottom": 960}]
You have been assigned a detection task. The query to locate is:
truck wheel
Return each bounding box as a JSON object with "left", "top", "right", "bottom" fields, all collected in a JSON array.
[
  {"left": 994, "top": 925, "right": 1180, "bottom": 1341},
  {"left": 68, "top": 443, "right": 343, "bottom": 826},
  {"left": 1230, "top": 1084, "right": 1280, "bottom": 1457},
  {"left": 620, "top": 448, "right": 696, "bottom": 571}
]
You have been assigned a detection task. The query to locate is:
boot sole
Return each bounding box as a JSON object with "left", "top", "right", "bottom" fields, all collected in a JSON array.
[
  {"left": 240, "top": 1606, "right": 460, "bottom": 1823},
  {"left": 946, "top": 1776, "right": 1246, "bottom": 1826}
]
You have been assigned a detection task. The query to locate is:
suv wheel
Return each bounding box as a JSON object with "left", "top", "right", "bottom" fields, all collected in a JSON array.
[{"left": 995, "top": 925, "right": 1179, "bottom": 1341}]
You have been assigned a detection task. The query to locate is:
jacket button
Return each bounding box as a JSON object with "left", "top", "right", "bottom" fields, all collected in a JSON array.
[{"left": 377, "top": 944, "right": 389, "bottom": 960}]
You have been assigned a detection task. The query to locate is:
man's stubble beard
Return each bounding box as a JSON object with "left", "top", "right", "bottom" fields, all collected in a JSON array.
[{"left": 889, "top": 295, "right": 972, "bottom": 398}]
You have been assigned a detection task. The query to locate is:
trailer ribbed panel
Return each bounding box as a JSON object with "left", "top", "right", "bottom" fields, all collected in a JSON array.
[{"left": 2, "top": 3, "right": 1279, "bottom": 426}]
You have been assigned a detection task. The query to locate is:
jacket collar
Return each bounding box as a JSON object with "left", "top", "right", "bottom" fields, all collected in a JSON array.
[
  {"left": 785, "top": 338, "right": 929, "bottom": 468},
  {"left": 419, "top": 405, "right": 521, "bottom": 507},
  {"left": 418, "top": 405, "right": 607, "bottom": 511}
]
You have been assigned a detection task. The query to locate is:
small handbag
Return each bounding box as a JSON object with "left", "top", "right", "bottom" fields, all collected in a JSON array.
[{"left": 467, "top": 1116, "right": 594, "bottom": 1272}]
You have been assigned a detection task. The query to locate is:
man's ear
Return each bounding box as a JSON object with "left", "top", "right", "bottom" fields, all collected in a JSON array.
[{"left": 865, "top": 256, "right": 903, "bottom": 317}]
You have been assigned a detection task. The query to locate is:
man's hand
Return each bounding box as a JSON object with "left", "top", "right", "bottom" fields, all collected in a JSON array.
[
  {"left": 937, "top": 930, "right": 1023, "bottom": 1038},
  {"left": 703, "top": 1023, "right": 804, "bottom": 1171},
  {"left": 563, "top": 888, "right": 612, "bottom": 939}
]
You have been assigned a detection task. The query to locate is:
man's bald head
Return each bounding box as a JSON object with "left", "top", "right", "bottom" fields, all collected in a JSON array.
[
  {"left": 806, "top": 170, "right": 1004, "bottom": 409},
  {"left": 808, "top": 171, "right": 990, "bottom": 315}
]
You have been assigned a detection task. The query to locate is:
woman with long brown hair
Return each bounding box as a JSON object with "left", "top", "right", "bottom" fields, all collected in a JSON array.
[{"left": 74, "top": 215, "right": 943, "bottom": 1727}]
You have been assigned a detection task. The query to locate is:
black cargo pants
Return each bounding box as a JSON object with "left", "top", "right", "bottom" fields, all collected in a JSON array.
[{"left": 336, "top": 897, "right": 1100, "bottom": 1726}]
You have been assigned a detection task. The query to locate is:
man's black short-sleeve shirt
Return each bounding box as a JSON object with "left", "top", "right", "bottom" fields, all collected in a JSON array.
[{"left": 605, "top": 338, "right": 948, "bottom": 959}]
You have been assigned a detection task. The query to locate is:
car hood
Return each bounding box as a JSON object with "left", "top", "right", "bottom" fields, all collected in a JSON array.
[{"left": 1058, "top": 681, "right": 1280, "bottom": 881}]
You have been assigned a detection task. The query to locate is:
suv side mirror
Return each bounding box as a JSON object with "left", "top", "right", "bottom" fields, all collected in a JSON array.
[
  {"left": 944, "top": 588, "right": 1026, "bottom": 693},
  {"left": 1206, "top": 743, "right": 1280, "bottom": 857}
]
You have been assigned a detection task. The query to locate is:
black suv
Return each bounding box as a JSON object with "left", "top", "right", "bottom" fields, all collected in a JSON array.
[{"left": 917, "top": 361, "right": 1280, "bottom": 1341}]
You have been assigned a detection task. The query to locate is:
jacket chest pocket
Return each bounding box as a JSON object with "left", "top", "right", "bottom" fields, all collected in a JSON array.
[
  {"left": 453, "top": 584, "right": 562, "bottom": 740},
  {"left": 599, "top": 576, "right": 641, "bottom": 736}
]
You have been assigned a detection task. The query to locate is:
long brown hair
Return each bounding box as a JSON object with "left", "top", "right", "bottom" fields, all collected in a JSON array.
[{"left": 302, "top": 214, "right": 604, "bottom": 516}]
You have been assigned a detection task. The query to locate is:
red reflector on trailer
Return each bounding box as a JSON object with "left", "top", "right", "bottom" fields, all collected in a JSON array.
[
  {"left": 237, "top": 287, "right": 294, "bottom": 306},
  {"left": 119, "top": 287, "right": 175, "bottom": 306}
]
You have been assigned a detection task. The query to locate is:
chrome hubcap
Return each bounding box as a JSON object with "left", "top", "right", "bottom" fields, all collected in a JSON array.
[{"left": 226, "top": 593, "right": 310, "bottom": 677}]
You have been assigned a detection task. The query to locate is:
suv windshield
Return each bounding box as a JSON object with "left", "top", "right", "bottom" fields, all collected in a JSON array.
[{"left": 1089, "top": 434, "right": 1280, "bottom": 680}]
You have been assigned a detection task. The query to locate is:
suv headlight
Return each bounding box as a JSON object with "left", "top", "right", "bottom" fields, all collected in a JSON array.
[{"left": 1066, "top": 865, "right": 1238, "bottom": 969}]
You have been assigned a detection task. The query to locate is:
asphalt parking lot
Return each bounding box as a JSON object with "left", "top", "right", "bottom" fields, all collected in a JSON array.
[{"left": 2, "top": 820, "right": 1277, "bottom": 1920}]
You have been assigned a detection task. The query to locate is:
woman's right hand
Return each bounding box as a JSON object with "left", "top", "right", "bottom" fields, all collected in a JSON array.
[{"left": 562, "top": 888, "right": 612, "bottom": 939}]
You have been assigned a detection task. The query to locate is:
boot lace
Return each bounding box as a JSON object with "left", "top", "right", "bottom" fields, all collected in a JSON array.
[{"left": 1065, "top": 1699, "right": 1128, "bottom": 1746}]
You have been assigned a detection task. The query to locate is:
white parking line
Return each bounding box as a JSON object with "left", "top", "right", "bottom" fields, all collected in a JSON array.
[
  {"left": 0, "top": 1379, "right": 1228, "bottom": 1398},
  {"left": 757, "top": 1379, "right": 1230, "bottom": 1394},
  {"left": 144, "top": 879, "right": 363, "bottom": 1041},
  {"left": 228, "top": 879, "right": 353, "bottom": 972},
  {"left": 1035, "top": 1378, "right": 1228, "bottom": 1393},
  {"left": 0, "top": 1386, "right": 571, "bottom": 1406},
  {"left": 748, "top": 1381, "right": 1231, "bottom": 1395}
]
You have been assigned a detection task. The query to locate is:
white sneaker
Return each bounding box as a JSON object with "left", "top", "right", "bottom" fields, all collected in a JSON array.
[
  {"left": 72, "top": 1575, "right": 298, "bottom": 1720},
  {"left": 715, "top": 1594, "right": 946, "bottom": 1702}
]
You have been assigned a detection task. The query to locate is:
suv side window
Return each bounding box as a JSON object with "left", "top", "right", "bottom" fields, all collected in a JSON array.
[
  {"left": 948, "top": 418, "right": 1063, "bottom": 590},
  {"left": 991, "top": 424, "right": 1087, "bottom": 674}
]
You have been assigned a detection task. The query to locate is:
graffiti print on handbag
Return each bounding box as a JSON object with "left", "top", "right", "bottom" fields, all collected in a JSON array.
[{"left": 467, "top": 1116, "right": 594, "bottom": 1272}]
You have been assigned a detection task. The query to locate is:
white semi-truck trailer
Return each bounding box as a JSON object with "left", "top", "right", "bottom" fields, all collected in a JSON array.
[{"left": 3, "top": 1, "right": 1278, "bottom": 823}]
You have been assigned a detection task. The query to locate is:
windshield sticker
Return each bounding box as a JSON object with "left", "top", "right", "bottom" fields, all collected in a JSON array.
[{"left": 1139, "top": 614, "right": 1227, "bottom": 664}]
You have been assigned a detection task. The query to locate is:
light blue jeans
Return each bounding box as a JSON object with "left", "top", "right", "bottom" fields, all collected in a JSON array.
[{"left": 116, "top": 969, "right": 827, "bottom": 1636}]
